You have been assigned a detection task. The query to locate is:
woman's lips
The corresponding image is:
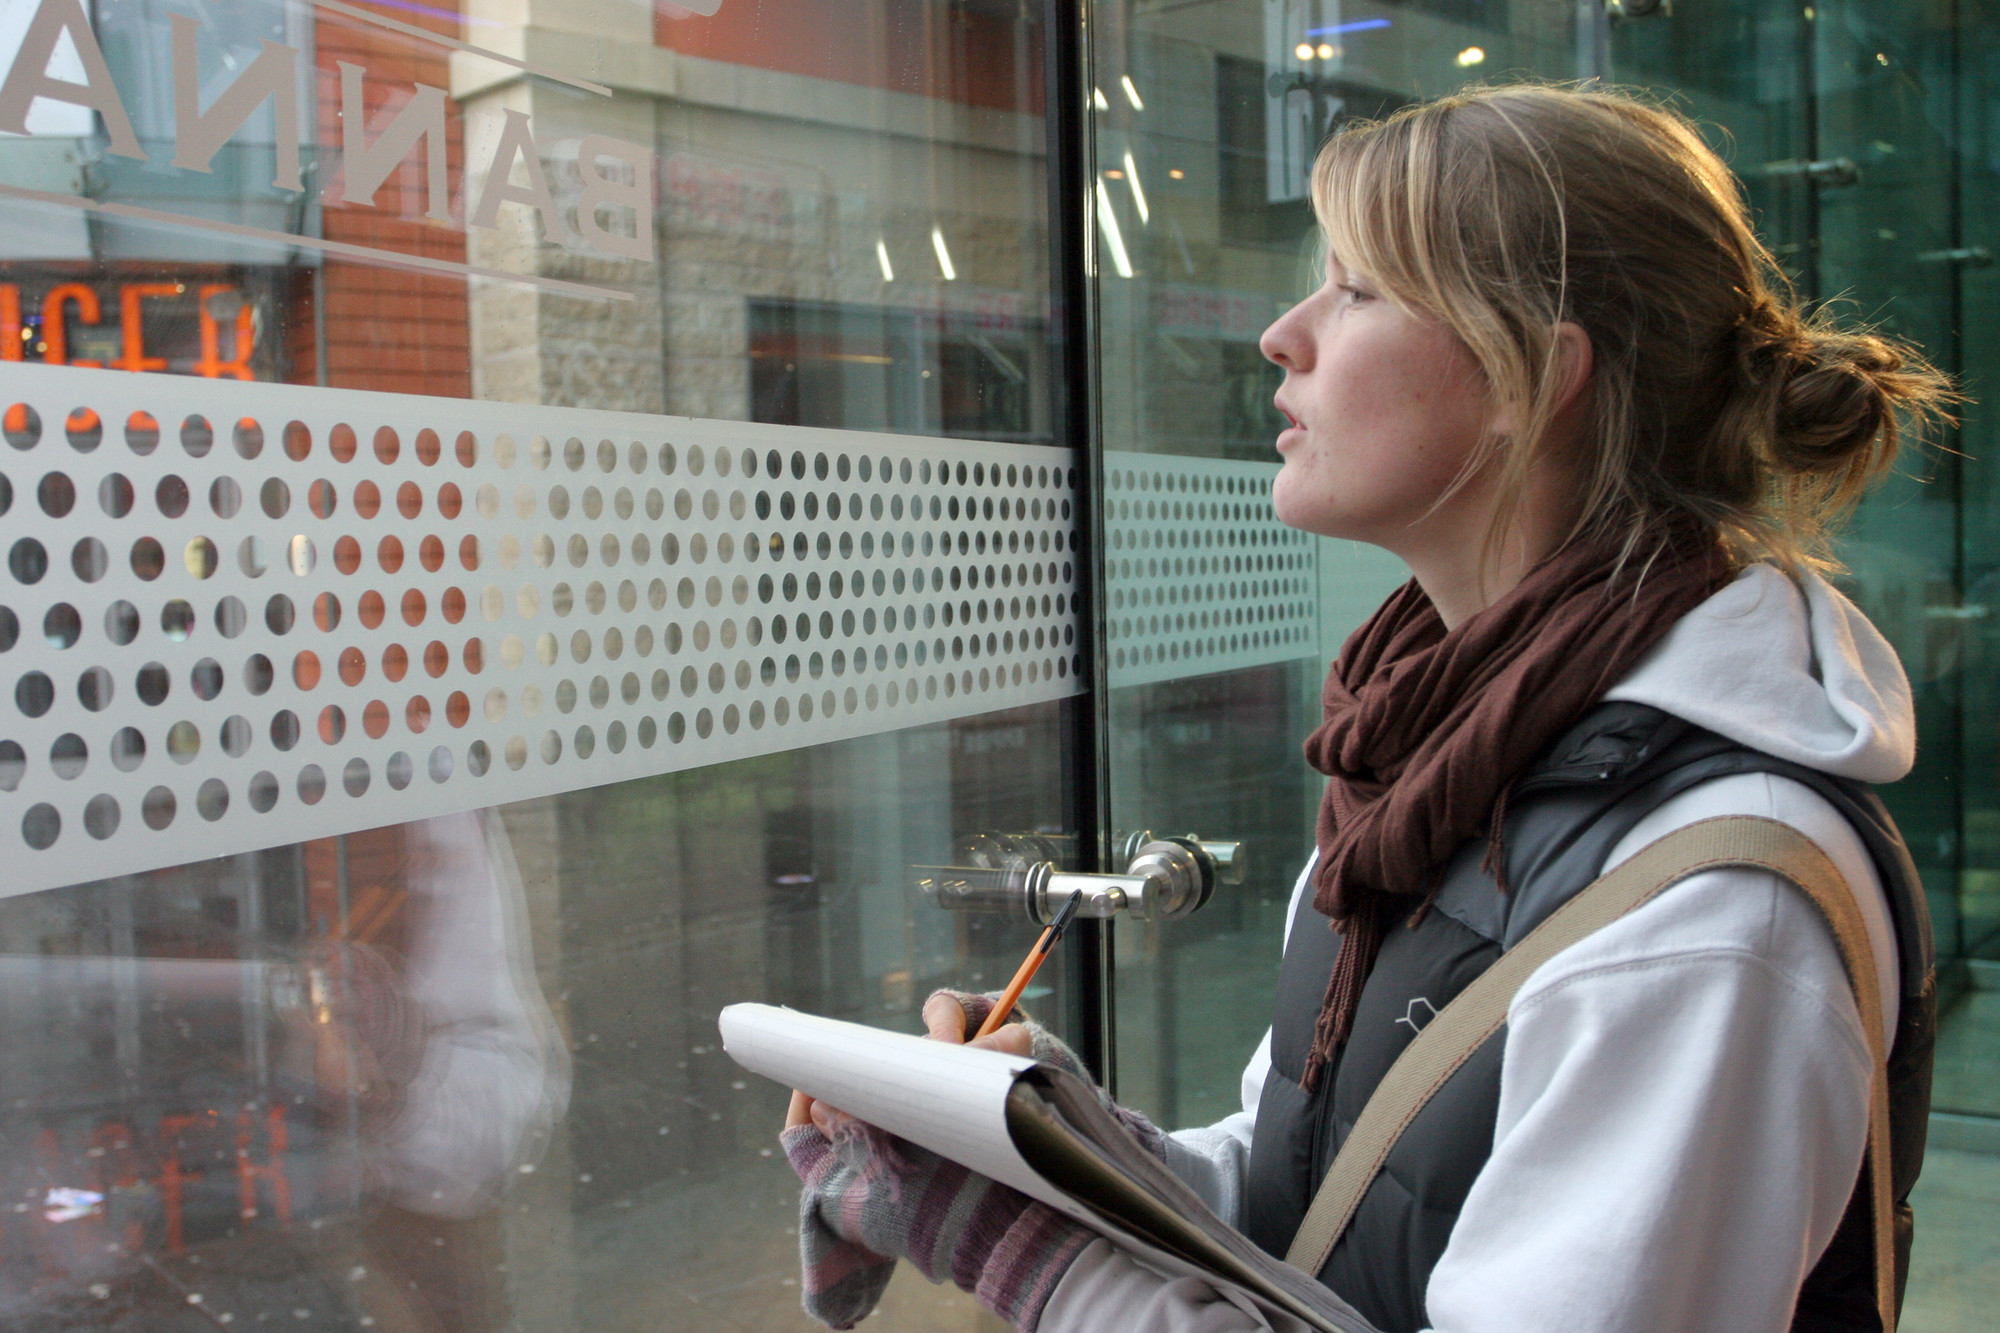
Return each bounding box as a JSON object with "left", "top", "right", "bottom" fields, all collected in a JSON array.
[{"left": 1276, "top": 406, "right": 1303, "bottom": 451}]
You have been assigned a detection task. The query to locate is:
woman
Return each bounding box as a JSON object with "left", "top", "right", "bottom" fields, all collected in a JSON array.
[{"left": 781, "top": 84, "right": 1949, "bottom": 1333}]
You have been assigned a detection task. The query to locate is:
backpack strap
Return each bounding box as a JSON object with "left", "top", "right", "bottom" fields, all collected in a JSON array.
[{"left": 1284, "top": 815, "right": 1896, "bottom": 1331}]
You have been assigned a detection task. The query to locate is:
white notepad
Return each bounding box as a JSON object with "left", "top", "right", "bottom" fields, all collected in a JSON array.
[{"left": 720, "top": 1003, "right": 1379, "bottom": 1333}]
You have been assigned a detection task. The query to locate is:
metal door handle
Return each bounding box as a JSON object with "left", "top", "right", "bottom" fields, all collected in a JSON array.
[
  {"left": 1916, "top": 247, "right": 1994, "bottom": 268},
  {"left": 1758, "top": 156, "right": 1860, "bottom": 187},
  {"left": 914, "top": 830, "right": 1246, "bottom": 925}
]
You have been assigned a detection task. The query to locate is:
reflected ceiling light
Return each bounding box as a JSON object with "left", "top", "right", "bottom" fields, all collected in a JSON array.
[
  {"left": 1168, "top": 168, "right": 1185, "bottom": 179},
  {"left": 1456, "top": 46, "right": 1486, "bottom": 66},
  {"left": 1308, "top": 18, "right": 1392, "bottom": 35},
  {"left": 931, "top": 226, "right": 957, "bottom": 281},
  {"left": 1093, "top": 86, "right": 1110, "bottom": 111},
  {"left": 1316, "top": 43, "right": 1337, "bottom": 60},
  {"left": 1294, "top": 42, "right": 1314, "bottom": 60},
  {"left": 1123, "top": 150, "right": 1149, "bottom": 224},
  {"left": 876, "top": 238, "right": 894, "bottom": 282},
  {"left": 1121, "top": 75, "right": 1145, "bottom": 110},
  {"left": 1094, "top": 179, "right": 1134, "bottom": 279}
]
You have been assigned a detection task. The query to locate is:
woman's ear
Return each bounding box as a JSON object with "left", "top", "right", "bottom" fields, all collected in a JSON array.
[
  {"left": 1493, "top": 323, "right": 1594, "bottom": 443},
  {"left": 1485, "top": 324, "right": 1594, "bottom": 441},
  {"left": 1551, "top": 322, "right": 1595, "bottom": 417}
]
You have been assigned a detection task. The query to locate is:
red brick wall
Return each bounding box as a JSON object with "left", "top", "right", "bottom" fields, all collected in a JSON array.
[
  {"left": 309, "top": 2, "right": 472, "bottom": 397},
  {"left": 660, "top": 0, "right": 1045, "bottom": 115}
]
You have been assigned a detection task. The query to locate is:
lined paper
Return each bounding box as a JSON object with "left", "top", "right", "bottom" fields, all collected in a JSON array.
[{"left": 719, "top": 1003, "right": 1059, "bottom": 1202}]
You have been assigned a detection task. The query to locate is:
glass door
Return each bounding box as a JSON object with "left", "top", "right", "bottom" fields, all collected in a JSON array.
[{"left": 0, "top": 2, "right": 1086, "bottom": 1328}]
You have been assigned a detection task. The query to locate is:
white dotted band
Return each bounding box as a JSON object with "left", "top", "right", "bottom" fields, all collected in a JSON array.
[
  {"left": 0, "top": 364, "right": 1084, "bottom": 898},
  {"left": 1103, "top": 453, "right": 1316, "bottom": 689}
]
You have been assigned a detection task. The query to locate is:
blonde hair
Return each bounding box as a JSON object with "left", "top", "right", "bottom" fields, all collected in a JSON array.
[{"left": 1309, "top": 83, "right": 1955, "bottom": 572}]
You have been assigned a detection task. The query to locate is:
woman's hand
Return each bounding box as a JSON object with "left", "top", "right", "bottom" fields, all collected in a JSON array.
[
  {"left": 922, "top": 990, "right": 1034, "bottom": 1056},
  {"left": 774, "top": 989, "right": 1103, "bottom": 1331}
]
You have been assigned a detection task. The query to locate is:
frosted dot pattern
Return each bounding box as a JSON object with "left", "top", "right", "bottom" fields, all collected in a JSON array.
[
  {"left": 0, "top": 365, "right": 1082, "bottom": 898},
  {"left": 1102, "top": 452, "right": 1319, "bottom": 689}
]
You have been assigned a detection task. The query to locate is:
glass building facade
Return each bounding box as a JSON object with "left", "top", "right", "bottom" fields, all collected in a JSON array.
[{"left": 0, "top": 1, "right": 1992, "bottom": 1329}]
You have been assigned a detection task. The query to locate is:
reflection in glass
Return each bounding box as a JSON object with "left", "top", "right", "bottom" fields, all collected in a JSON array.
[
  {"left": 0, "top": 812, "right": 569, "bottom": 1328},
  {"left": 0, "top": 1, "right": 1066, "bottom": 1328},
  {"left": 0, "top": 719, "right": 1070, "bottom": 1330}
]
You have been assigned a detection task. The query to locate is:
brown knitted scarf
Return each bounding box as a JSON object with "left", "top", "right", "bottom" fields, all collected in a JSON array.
[{"left": 1298, "top": 529, "right": 1732, "bottom": 1090}]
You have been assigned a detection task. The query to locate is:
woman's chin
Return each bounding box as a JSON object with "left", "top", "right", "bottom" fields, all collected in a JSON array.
[
  {"left": 1271, "top": 484, "right": 1341, "bottom": 540},
  {"left": 1272, "top": 490, "right": 1390, "bottom": 548}
]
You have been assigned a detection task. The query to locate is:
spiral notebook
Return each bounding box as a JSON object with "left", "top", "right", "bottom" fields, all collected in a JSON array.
[{"left": 718, "top": 1003, "right": 1379, "bottom": 1333}]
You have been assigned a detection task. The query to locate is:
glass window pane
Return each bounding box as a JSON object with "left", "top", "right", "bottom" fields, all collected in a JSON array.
[{"left": 0, "top": 0, "right": 1072, "bottom": 1326}]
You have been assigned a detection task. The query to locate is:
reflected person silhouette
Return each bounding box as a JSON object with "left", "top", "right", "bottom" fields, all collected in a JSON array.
[
  {"left": 282, "top": 810, "right": 572, "bottom": 1221},
  {"left": 0, "top": 808, "right": 569, "bottom": 1332}
]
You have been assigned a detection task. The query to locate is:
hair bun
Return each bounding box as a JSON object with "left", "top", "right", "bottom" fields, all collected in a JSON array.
[
  {"left": 1741, "top": 308, "right": 1904, "bottom": 475},
  {"left": 1772, "top": 335, "right": 1898, "bottom": 472}
]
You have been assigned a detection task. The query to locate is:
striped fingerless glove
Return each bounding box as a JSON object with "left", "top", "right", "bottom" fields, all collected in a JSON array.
[
  {"left": 781, "top": 991, "right": 1169, "bottom": 1329},
  {"left": 782, "top": 1119, "right": 1092, "bottom": 1330}
]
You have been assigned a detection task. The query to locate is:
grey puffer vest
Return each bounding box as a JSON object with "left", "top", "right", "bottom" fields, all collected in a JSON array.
[{"left": 1243, "top": 702, "right": 1936, "bottom": 1333}]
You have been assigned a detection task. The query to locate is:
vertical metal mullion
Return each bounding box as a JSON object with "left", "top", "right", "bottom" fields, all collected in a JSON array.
[
  {"left": 1800, "top": 11, "right": 1822, "bottom": 304},
  {"left": 1047, "top": 0, "right": 1114, "bottom": 1088},
  {"left": 1946, "top": 0, "right": 1966, "bottom": 388},
  {"left": 1574, "top": 0, "right": 1610, "bottom": 81},
  {"left": 1946, "top": 0, "right": 1968, "bottom": 963}
]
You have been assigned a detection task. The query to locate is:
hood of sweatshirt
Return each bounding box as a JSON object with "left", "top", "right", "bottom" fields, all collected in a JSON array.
[{"left": 1603, "top": 563, "right": 1915, "bottom": 784}]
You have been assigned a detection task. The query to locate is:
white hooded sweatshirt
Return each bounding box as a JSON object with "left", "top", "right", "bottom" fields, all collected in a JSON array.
[{"left": 1039, "top": 565, "right": 1913, "bottom": 1333}]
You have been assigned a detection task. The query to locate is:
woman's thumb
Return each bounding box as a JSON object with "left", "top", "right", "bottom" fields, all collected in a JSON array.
[{"left": 922, "top": 992, "right": 970, "bottom": 1043}]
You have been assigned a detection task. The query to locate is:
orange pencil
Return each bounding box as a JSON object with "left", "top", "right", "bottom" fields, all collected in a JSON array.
[{"left": 974, "top": 890, "right": 1083, "bottom": 1040}]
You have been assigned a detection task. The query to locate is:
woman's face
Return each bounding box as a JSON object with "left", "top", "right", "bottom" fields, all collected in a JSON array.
[{"left": 1259, "top": 257, "right": 1499, "bottom": 556}]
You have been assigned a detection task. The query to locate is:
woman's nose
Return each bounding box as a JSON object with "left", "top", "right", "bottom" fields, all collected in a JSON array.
[{"left": 1260, "top": 305, "right": 1307, "bottom": 370}]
